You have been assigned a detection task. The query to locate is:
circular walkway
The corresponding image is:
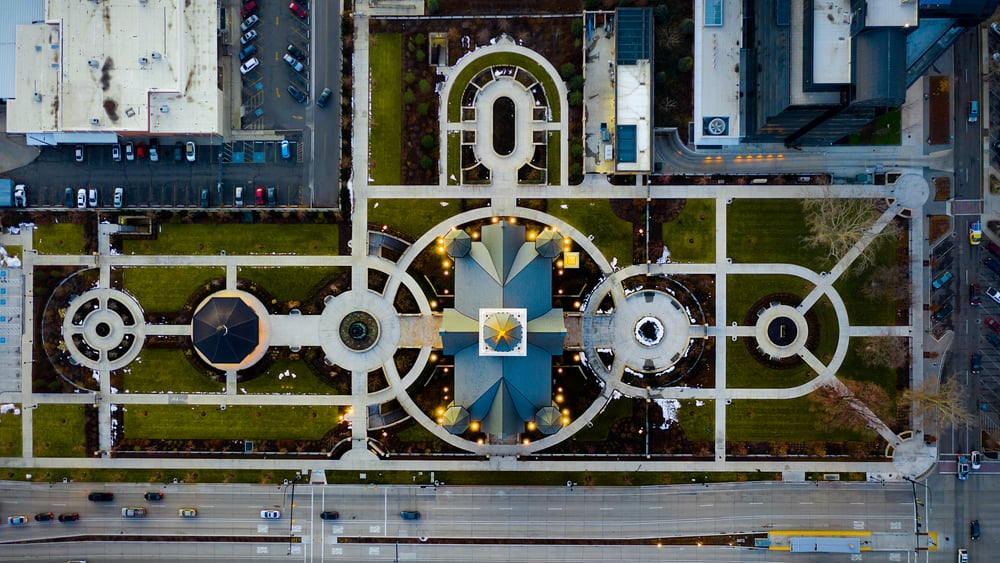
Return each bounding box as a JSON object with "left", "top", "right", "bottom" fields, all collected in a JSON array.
[{"left": 318, "top": 289, "right": 400, "bottom": 372}]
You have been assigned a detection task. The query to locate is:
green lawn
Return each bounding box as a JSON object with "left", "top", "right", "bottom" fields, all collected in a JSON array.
[
  {"left": 727, "top": 199, "right": 835, "bottom": 272},
  {"left": 370, "top": 33, "right": 403, "bottom": 185},
  {"left": 34, "top": 224, "right": 85, "bottom": 255},
  {"left": 662, "top": 199, "right": 715, "bottom": 263},
  {"left": 123, "top": 405, "right": 344, "bottom": 441},
  {"left": 446, "top": 52, "right": 562, "bottom": 122},
  {"left": 33, "top": 405, "right": 88, "bottom": 457},
  {"left": 675, "top": 399, "right": 715, "bottom": 441},
  {"left": 0, "top": 406, "right": 22, "bottom": 457},
  {"left": 396, "top": 423, "right": 440, "bottom": 443},
  {"left": 572, "top": 397, "right": 632, "bottom": 441},
  {"left": 725, "top": 274, "right": 815, "bottom": 324},
  {"left": 242, "top": 360, "right": 341, "bottom": 394},
  {"left": 120, "top": 224, "right": 338, "bottom": 256},
  {"left": 239, "top": 267, "right": 347, "bottom": 303},
  {"left": 847, "top": 109, "right": 901, "bottom": 145},
  {"left": 547, "top": 131, "right": 561, "bottom": 185},
  {"left": 727, "top": 396, "right": 874, "bottom": 442},
  {"left": 546, "top": 199, "right": 633, "bottom": 265},
  {"left": 447, "top": 132, "right": 460, "bottom": 186},
  {"left": 726, "top": 341, "right": 818, "bottom": 389},
  {"left": 833, "top": 241, "right": 897, "bottom": 326},
  {"left": 121, "top": 348, "right": 222, "bottom": 393},
  {"left": 3, "top": 468, "right": 301, "bottom": 485},
  {"left": 368, "top": 199, "right": 462, "bottom": 239},
  {"left": 120, "top": 267, "right": 223, "bottom": 312},
  {"left": 838, "top": 339, "right": 898, "bottom": 401}
]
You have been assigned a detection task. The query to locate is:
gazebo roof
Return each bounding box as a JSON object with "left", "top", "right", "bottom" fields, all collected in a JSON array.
[
  {"left": 192, "top": 296, "right": 260, "bottom": 364},
  {"left": 534, "top": 230, "right": 562, "bottom": 258},
  {"left": 443, "top": 229, "right": 472, "bottom": 258},
  {"left": 535, "top": 406, "right": 563, "bottom": 435}
]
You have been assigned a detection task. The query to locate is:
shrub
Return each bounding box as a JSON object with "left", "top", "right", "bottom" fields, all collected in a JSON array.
[
  {"left": 419, "top": 155, "right": 435, "bottom": 169},
  {"left": 677, "top": 57, "right": 693, "bottom": 73},
  {"left": 568, "top": 75, "right": 584, "bottom": 92},
  {"left": 403, "top": 89, "right": 416, "bottom": 104},
  {"left": 418, "top": 79, "right": 432, "bottom": 94},
  {"left": 417, "top": 102, "right": 430, "bottom": 116},
  {"left": 404, "top": 71, "right": 417, "bottom": 85},
  {"left": 571, "top": 19, "right": 583, "bottom": 36},
  {"left": 421, "top": 135, "right": 436, "bottom": 150},
  {"left": 560, "top": 62, "right": 576, "bottom": 80},
  {"left": 568, "top": 91, "right": 583, "bottom": 106}
]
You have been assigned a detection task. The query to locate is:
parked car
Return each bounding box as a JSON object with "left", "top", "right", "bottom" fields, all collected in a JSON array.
[
  {"left": 121, "top": 507, "right": 146, "bottom": 518},
  {"left": 58, "top": 513, "right": 79, "bottom": 522},
  {"left": 7, "top": 515, "right": 27, "bottom": 526},
  {"left": 112, "top": 144, "right": 122, "bottom": 162},
  {"left": 400, "top": 511, "right": 420, "bottom": 520},
  {"left": 972, "top": 450, "right": 983, "bottom": 469},
  {"left": 261, "top": 510, "right": 281, "bottom": 519},
  {"left": 185, "top": 141, "right": 196, "bottom": 162},
  {"left": 932, "top": 271, "right": 953, "bottom": 289},
  {"left": 958, "top": 455, "right": 970, "bottom": 480},
  {"left": 255, "top": 186, "right": 264, "bottom": 206},
  {"left": 149, "top": 141, "right": 159, "bottom": 162},
  {"left": 239, "top": 44, "right": 258, "bottom": 62},
  {"left": 87, "top": 188, "right": 98, "bottom": 207},
  {"left": 985, "top": 256, "right": 1000, "bottom": 276},
  {"left": 266, "top": 186, "right": 276, "bottom": 207},
  {"left": 235, "top": 186, "right": 244, "bottom": 207},
  {"left": 136, "top": 142, "right": 146, "bottom": 159},
  {"left": 316, "top": 87, "right": 332, "bottom": 108},
  {"left": 173, "top": 142, "right": 184, "bottom": 162},
  {"left": 282, "top": 53, "right": 304, "bottom": 73},
  {"left": 287, "top": 44, "right": 306, "bottom": 60},
  {"left": 288, "top": 1, "right": 308, "bottom": 18},
  {"left": 240, "top": 0, "right": 257, "bottom": 18},
  {"left": 281, "top": 140, "right": 291, "bottom": 159},
  {"left": 286, "top": 85, "right": 307, "bottom": 104},
  {"left": 74, "top": 145, "right": 84, "bottom": 162},
  {"left": 958, "top": 548, "right": 968, "bottom": 563},
  {"left": 972, "top": 353, "right": 983, "bottom": 374},
  {"left": 987, "top": 316, "right": 1000, "bottom": 334},
  {"left": 930, "top": 303, "right": 953, "bottom": 323},
  {"left": 320, "top": 511, "right": 340, "bottom": 520},
  {"left": 76, "top": 188, "right": 86, "bottom": 208},
  {"left": 125, "top": 142, "right": 135, "bottom": 161},
  {"left": 988, "top": 331, "right": 1000, "bottom": 349},
  {"left": 113, "top": 187, "right": 123, "bottom": 208},
  {"left": 988, "top": 286, "right": 1000, "bottom": 304},
  {"left": 240, "top": 29, "right": 258, "bottom": 46},
  {"left": 178, "top": 508, "right": 198, "bottom": 518},
  {"left": 241, "top": 14, "right": 259, "bottom": 32},
  {"left": 971, "top": 519, "right": 981, "bottom": 540},
  {"left": 144, "top": 492, "right": 163, "bottom": 501},
  {"left": 88, "top": 492, "right": 114, "bottom": 502},
  {"left": 970, "top": 221, "right": 982, "bottom": 245},
  {"left": 34, "top": 512, "right": 54, "bottom": 522},
  {"left": 200, "top": 187, "right": 209, "bottom": 208},
  {"left": 65, "top": 187, "right": 75, "bottom": 207},
  {"left": 240, "top": 56, "right": 260, "bottom": 75},
  {"left": 971, "top": 283, "right": 982, "bottom": 305}
]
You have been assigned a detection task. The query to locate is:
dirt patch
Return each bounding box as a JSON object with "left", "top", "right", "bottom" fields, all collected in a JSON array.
[
  {"left": 927, "top": 76, "right": 950, "bottom": 145},
  {"left": 928, "top": 215, "right": 951, "bottom": 245},
  {"left": 933, "top": 177, "right": 951, "bottom": 201}
]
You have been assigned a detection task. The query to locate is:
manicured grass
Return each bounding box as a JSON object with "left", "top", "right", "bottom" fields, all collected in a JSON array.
[
  {"left": 547, "top": 130, "right": 561, "bottom": 185},
  {"left": 396, "top": 423, "right": 440, "bottom": 442},
  {"left": 546, "top": 199, "right": 633, "bottom": 265},
  {"left": 726, "top": 341, "right": 817, "bottom": 389},
  {"left": 727, "top": 199, "right": 835, "bottom": 272},
  {"left": 838, "top": 339, "right": 898, "bottom": 402},
  {"left": 3, "top": 468, "right": 301, "bottom": 484},
  {"left": 239, "top": 267, "right": 347, "bottom": 303},
  {"left": 676, "top": 399, "right": 715, "bottom": 441},
  {"left": 727, "top": 396, "right": 875, "bottom": 442},
  {"left": 847, "top": 109, "right": 901, "bottom": 145},
  {"left": 725, "top": 274, "right": 815, "bottom": 324},
  {"left": 33, "top": 405, "right": 88, "bottom": 457},
  {"left": 2, "top": 245, "right": 22, "bottom": 261},
  {"left": 447, "top": 131, "right": 460, "bottom": 185},
  {"left": 34, "top": 224, "right": 85, "bottom": 255},
  {"left": 121, "top": 348, "right": 222, "bottom": 393},
  {"left": 0, "top": 406, "right": 22, "bottom": 457},
  {"left": 121, "top": 267, "right": 223, "bottom": 312},
  {"left": 447, "top": 52, "right": 562, "bottom": 122},
  {"left": 662, "top": 199, "right": 715, "bottom": 263},
  {"left": 833, "top": 241, "right": 897, "bottom": 326},
  {"left": 242, "top": 360, "right": 340, "bottom": 394},
  {"left": 572, "top": 397, "right": 632, "bottom": 441},
  {"left": 120, "top": 224, "right": 339, "bottom": 256},
  {"left": 123, "top": 405, "right": 344, "bottom": 441},
  {"left": 368, "top": 199, "right": 463, "bottom": 239},
  {"left": 369, "top": 33, "right": 403, "bottom": 185}
]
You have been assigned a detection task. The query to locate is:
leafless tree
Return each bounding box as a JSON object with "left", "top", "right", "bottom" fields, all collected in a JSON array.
[
  {"left": 801, "top": 196, "right": 898, "bottom": 270},
  {"left": 810, "top": 380, "right": 893, "bottom": 433},
  {"left": 861, "top": 265, "right": 911, "bottom": 302},
  {"left": 857, "top": 336, "right": 910, "bottom": 369},
  {"left": 903, "top": 379, "right": 976, "bottom": 427}
]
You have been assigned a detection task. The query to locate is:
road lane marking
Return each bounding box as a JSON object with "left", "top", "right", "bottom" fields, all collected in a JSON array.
[
  {"left": 850, "top": 502, "right": 865, "bottom": 505},
  {"left": 547, "top": 507, "right": 563, "bottom": 511},
  {"left": 498, "top": 507, "right": 513, "bottom": 510},
  {"left": 699, "top": 504, "right": 713, "bottom": 507},
  {"left": 799, "top": 502, "right": 814, "bottom": 505},
  {"left": 648, "top": 506, "right": 663, "bottom": 510},
  {"left": 749, "top": 502, "right": 763, "bottom": 505},
  {"left": 600, "top": 507, "right": 614, "bottom": 511}
]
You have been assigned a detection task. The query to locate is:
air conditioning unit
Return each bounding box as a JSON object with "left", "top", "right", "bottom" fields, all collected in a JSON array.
[
  {"left": 703, "top": 116, "right": 729, "bottom": 136},
  {"left": 87, "top": 59, "right": 98, "bottom": 68},
  {"left": 89, "top": 118, "right": 100, "bottom": 125},
  {"left": 138, "top": 57, "right": 149, "bottom": 65},
  {"left": 151, "top": 52, "right": 161, "bottom": 59},
  {"left": 159, "top": 106, "right": 169, "bottom": 113}
]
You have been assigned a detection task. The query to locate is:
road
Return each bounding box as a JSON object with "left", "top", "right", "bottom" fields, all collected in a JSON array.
[
  {"left": 952, "top": 29, "right": 983, "bottom": 201},
  {"left": 0, "top": 481, "right": 921, "bottom": 561},
  {"left": 308, "top": 0, "right": 343, "bottom": 208}
]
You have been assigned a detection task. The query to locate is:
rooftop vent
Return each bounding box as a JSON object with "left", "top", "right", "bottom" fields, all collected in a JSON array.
[
  {"left": 159, "top": 106, "right": 169, "bottom": 113},
  {"left": 89, "top": 118, "right": 100, "bottom": 125},
  {"left": 138, "top": 57, "right": 149, "bottom": 65},
  {"left": 33, "top": 93, "right": 41, "bottom": 102},
  {"left": 87, "top": 60, "right": 98, "bottom": 68},
  {"left": 151, "top": 52, "right": 161, "bottom": 59}
]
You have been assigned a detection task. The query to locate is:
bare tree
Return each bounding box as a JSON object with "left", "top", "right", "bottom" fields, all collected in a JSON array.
[
  {"left": 903, "top": 379, "right": 976, "bottom": 427},
  {"left": 810, "top": 381, "right": 893, "bottom": 433},
  {"left": 801, "top": 197, "right": 898, "bottom": 270},
  {"left": 861, "top": 265, "right": 911, "bottom": 302},
  {"left": 857, "top": 336, "right": 910, "bottom": 369}
]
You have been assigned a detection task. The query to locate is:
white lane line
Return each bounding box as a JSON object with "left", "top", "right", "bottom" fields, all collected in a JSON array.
[
  {"left": 436, "top": 507, "right": 481, "bottom": 510},
  {"left": 699, "top": 504, "right": 713, "bottom": 507},
  {"left": 548, "top": 507, "right": 563, "bottom": 511},
  {"left": 850, "top": 502, "right": 865, "bottom": 505},
  {"left": 498, "top": 507, "right": 513, "bottom": 510},
  {"left": 648, "top": 506, "right": 663, "bottom": 510},
  {"left": 799, "top": 502, "right": 814, "bottom": 505},
  {"left": 599, "top": 507, "right": 614, "bottom": 511},
  {"left": 749, "top": 502, "right": 763, "bottom": 505}
]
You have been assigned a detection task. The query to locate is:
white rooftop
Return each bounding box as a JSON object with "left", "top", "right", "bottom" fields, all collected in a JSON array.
[
  {"left": 865, "top": 0, "right": 918, "bottom": 28},
  {"left": 693, "top": 0, "right": 742, "bottom": 145},
  {"left": 9, "top": 0, "right": 221, "bottom": 136},
  {"left": 812, "top": 0, "right": 852, "bottom": 84},
  {"left": 790, "top": 0, "right": 841, "bottom": 105},
  {"left": 615, "top": 61, "right": 651, "bottom": 172}
]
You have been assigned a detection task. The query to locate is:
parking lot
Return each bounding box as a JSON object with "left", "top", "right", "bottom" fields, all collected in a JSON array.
[{"left": 237, "top": 2, "right": 312, "bottom": 131}]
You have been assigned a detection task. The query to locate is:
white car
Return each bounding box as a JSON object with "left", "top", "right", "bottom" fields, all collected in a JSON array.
[
  {"left": 987, "top": 286, "right": 1000, "bottom": 305},
  {"left": 185, "top": 141, "right": 196, "bottom": 163},
  {"left": 7, "top": 515, "right": 27, "bottom": 526},
  {"left": 282, "top": 53, "right": 304, "bottom": 73},
  {"left": 113, "top": 187, "right": 123, "bottom": 208},
  {"left": 76, "top": 188, "right": 86, "bottom": 208},
  {"left": 260, "top": 510, "right": 280, "bottom": 519},
  {"left": 240, "top": 57, "right": 260, "bottom": 75},
  {"left": 235, "top": 186, "right": 244, "bottom": 207},
  {"left": 971, "top": 450, "right": 983, "bottom": 469},
  {"left": 240, "top": 29, "right": 258, "bottom": 46},
  {"left": 111, "top": 144, "right": 122, "bottom": 162},
  {"left": 240, "top": 14, "right": 259, "bottom": 32},
  {"left": 87, "top": 188, "right": 98, "bottom": 207}
]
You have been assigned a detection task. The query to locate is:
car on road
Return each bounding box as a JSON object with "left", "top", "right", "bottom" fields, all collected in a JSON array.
[
  {"left": 235, "top": 186, "right": 244, "bottom": 207},
  {"left": 149, "top": 141, "right": 159, "bottom": 162},
  {"left": 266, "top": 186, "right": 276, "bottom": 207},
  {"left": 125, "top": 142, "right": 134, "bottom": 161},
  {"left": 972, "top": 353, "right": 983, "bottom": 374},
  {"left": 932, "top": 271, "right": 953, "bottom": 289},
  {"left": 317, "top": 87, "right": 332, "bottom": 108},
  {"left": 7, "top": 515, "right": 27, "bottom": 526},
  {"left": 240, "top": 29, "right": 258, "bottom": 46},
  {"left": 287, "top": 44, "right": 306, "bottom": 60},
  {"left": 287, "top": 85, "right": 307, "bottom": 104},
  {"left": 87, "top": 188, "right": 98, "bottom": 207},
  {"left": 972, "top": 450, "right": 982, "bottom": 469},
  {"left": 144, "top": 492, "right": 163, "bottom": 501},
  {"left": 113, "top": 187, "right": 123, "bottom": 208},
  {"left": 178, "top": 508, "right": 198, "bottom": 518},
  {"left": 261, "top": 510, "right": 281, "bottom": 519},
  {"left": 65, "top": 188, "right": 74, "bottom": 207},
  {"left": 122, "top": 507, "right": 146, "bottom": 518},
  {"left": 200, "top": 187, "right": 210, "bottom": 208},
  {"left": 58, "top": 513, "right": 79, "bottom": 522},
  {"left": 930, "top": 303, "right": 953, "bottom": 323},
  {"left": 400, "top": 511, "right": 420, "bottom": 520},
  {"left": 971, "top": 283, "right": 982, "bottom": 305},
  {"left": 239, "top": 44, "right": 258, "bottom": 62},
  {"left": 969, "top": 100, "right": 979, "bottom": 123},
  {"left": 282, "top": 53, "right": 304, "bottom": 73},
  {"left": 255, "top": 187, "right": 264, "bottom": 205},
  {"left": 971, "top": 519, "right": 981, "bottom": 540},
  {"left": 970, "top": 221, "right": 982, "bottom": 245},
  {"left": 320, "top": 511, "right": 340, "bottom": 520},
  {"left": 112, "top": 144, "right": 122, "bottom": 162},
  {"left": 241, "top": 14, "right": 259, "bottom": 32},
  {"left": 34, "top": 512, "right": 54, "bottom": 522},
  {"left": 288, "top": 2, "right": 308, "bottom": 18},
  {"left": 185, "top": 141, "right": 196, "bottom": 162},
  {"left": 88, "top": 492, "right": 114, "bottom": 502},
  {"left": 958, "top": 455, "right": 970, "bottom": 480},
  {"left": 76, "top": 188, "right": 86, "bottom": 208},
  {"left": 240, "top": 56, "right": 260, "bottom": 75},
  {"left": 958, "top": 547, "right": 968, "bottom": 563},
  {"left": 281, "top": 140, "right": 291, "bottom": 159},
  {"left": 74, "top": 145, "right": 84, "bottom": 162}
]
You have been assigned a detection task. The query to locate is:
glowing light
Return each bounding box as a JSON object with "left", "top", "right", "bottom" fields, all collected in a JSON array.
[
  {"left": 436, "top": 407, "right": 445, "bottom": 415},
  {"left": 557, "top": 368, "right": 563, "bottom": 374},
  {"left": 527, "top": 421, "right": 537, "bottom": 431},
  {"left": 443, "top": 387, "right": 449, "bottom": 392},
  {"left": 443, "top": 271, "right": 449, "bottom": 276},
  {"left": 430, "top": 300, "right": 438, "bottom": 308},
  {"left": 470, "top": 421, "right": 480, "bottom": 432},
  {"left": 508, "top": 217, "right": 516, "bottom": 224},
  {"left": 573, "top": 354, "right": 580, "bottom": 362},
  {"left": 574, "top": 301, "right": 581, "bottom": 309},
  {"left": 562, "top": 408, "right": 570, "bottom": 416},
  {"left": 556, "top": 260, "right": 563, "bottom": 268},
  {"left": 558, "top": 289, "right": 564, "bottom": 294},
  {"left": 477, "top": 438, "right": 484, "bottom": 445},
  {"left": 555, "top": 394, "right": 564, "bottom": 403},
  {"left": 523, "top": 438, "right": 531, "bottom": 445},
  {"left": 443, "top": 260, "right": 451, "bottom": 268},
  {"left": 430, "top": 353, "right": 438, "bottom": 361},
  {"left": 491, "top": 217, "right": 499, "bottom": 223},
  {"left": 563, "top": 237, "right": 572, "bottom": 245},
  {"left": 557, "top": 387, "right": 563, "bottom": 392},
  {"left": 443, "top": 367, "right": 449, "bottom": 373},
  {"left": 382, "top": 225, "right": 388, "bottom": 231},
  {"left": 437, "top": 418, "right": 444, "bottom": 424},
  {"left": 561, "top": 416, "right": 570, "bottom": 425}
]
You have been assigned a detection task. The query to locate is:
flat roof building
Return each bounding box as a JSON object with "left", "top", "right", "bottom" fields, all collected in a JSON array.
[
  {"left": 8, "top": 0, "right": 222, "bottom": 144},
  {"left": 614, "top": 8, "right": 653, "bottom": 172}
]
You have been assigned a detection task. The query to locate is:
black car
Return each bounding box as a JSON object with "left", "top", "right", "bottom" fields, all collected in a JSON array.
[
  {"left": 316, "top": 87, "right": 332, "bottom": 109},
  {"left": 200, "top": 187, "right": 210, "bottom": 208},
  {"left": 58, "top": 513, "right": 79, "bottom": 522},
  {"left": 65, "top": 187, "right": 75, "bottom": 207},
  {"left": 971, "top": 519, "right": 981, "bottom": 540},
  {"left": 287, "top": 85, "right": 307, "bottom": 104},
  {"left": 972, "top": 353, "right": 983, "bottom": 374},
  {"left": 286, "top": 44, "right": 306, "bottom": 60},
  {"left": 266, "top": 186, "right": 276, "bottom": 207},
  {"left": 34, "top": 512, "right": 54, "bottom": 522},
  {"left": 144, "top": 491, "right": 164, "bottom": 501},
  {"left": 88, "top": 492, "right": 114, "bottom": 502},
  {"left": 174, "top": 142, "right": 184, "bottom": 162},
  {"left": 320, "top": 511, "right": 339, "bottom": 520}
]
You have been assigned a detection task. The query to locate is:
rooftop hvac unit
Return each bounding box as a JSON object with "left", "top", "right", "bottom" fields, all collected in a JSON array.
[
  {"left": 703, "top": 116, "right": 729, "bottom": 136},
  {"left": 159, "top": 106, "right": 169, "bottom": 113},
  {"left": 151, "top": 52, "right": 161, "bottom": 59},
  {"left": 89, "top": 118, "right": 100, "bottom": 125},
  {"left": 87, "top": 60, "right": 98, "bottom": 68},
  {"left": 138, "top": 57, "right": 149, "bottom": 65}
]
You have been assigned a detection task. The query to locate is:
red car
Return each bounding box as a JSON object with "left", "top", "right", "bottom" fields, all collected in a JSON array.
[
  {"left": 986, "top": 316, "right": 1000, "bottom": 334},
  {"left": 255, "top": 187, "right": 264, "bottom": 206},
  {"left": 136, "top": 142, "right": 147, "bottom": 159},
  {"left": 971, "top": 283, "right": 982, "bottom": 306},
  {"left": 288, "top": 2, "right": 308, "bottom": 18},
  {"left": 241, "top": 0, "right": 257, "bottom": 19}
]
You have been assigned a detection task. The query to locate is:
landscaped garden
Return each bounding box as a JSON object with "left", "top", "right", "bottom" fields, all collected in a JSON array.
[
  {"left": 239, "top": 267, "right": 349, "bottom": 304},
  {"left": 727, "top": 199, "right": 836, "bottom": 272},
  {"left": 119, "top": 348, "right": 222, "bottom": 394},
  {"left": 727, "top": 396, "right": 876, "bottom": 443},
  {"left": 120, "top": 224, "right": 339, "bottom": 256},
  {"left": 33, "top": 404, "right": 89, "bottom": 457},
  {"left": 368, "top": 199, "right": 463, "bottom": 240},
  {"left": 120, "top": 267, "right": 224, "bottom": 312},
  {"left": 546, "top": 199, "right": 633, "bottom": 265},
  {"left": 369, "top": 32, "right": 403, "bottom": 185},
  {"left": 660, "top": 198, "right": 715, "bottom": 263},
  {"left": 0, "top": 406, "right": 22, "bottom": 457},
  {"left": 241, "top": 359, "right": 344, "bottom": 395},
  {"left": 34, "top": 224, "right": 86, "bottom": 255},
  {"left": 122, "top": 405, "right": 345, "bottom": 441}
]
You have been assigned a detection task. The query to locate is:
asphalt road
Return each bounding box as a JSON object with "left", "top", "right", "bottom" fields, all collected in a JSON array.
[
  {"left": 308, "top": 0, "right": 344, "bottom": 208},
  {"left": 952, "top": 29, "right": 983, "bottom": 201}
]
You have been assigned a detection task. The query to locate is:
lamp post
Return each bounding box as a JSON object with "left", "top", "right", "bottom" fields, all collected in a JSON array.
[
  {"left": 287, "top": 472, "right": 301, "bottom": 555},
  {"left": 902, "top": 475, "right": 930, "bottom": 555}
]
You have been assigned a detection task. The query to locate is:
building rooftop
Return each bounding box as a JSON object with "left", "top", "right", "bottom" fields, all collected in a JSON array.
[
  {"left": 811, "top": 0, "right": 852, "bottom": 85},
  {"left": 694, "top": 0, "right": 743, "bottom": 145},
  {"left": 865, "top": 0, "right": 919, "bottom": 27},
  {"left": 9, "top": 0, "right": 221, "bottom": 136}
]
